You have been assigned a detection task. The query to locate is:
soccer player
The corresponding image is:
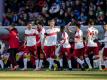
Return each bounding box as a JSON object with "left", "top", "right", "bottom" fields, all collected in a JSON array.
[
  {"left": 85, "top": 22, "right": 100, "bottom": 70},
  {"left": 73, "top": 23, "right": 85, "bottom": 70},
  {"left": 6, "top": 25, "right": 19, "bottom": 70},
  {"left": 23, "top": 22, "right": 38, "bottom": 70},
  {"left": 59, "top": 26, "right": 72, "bottom": 70},
  {"left": 35, "top": 21, "right": 45, "bottom": 70},
  {"left": 44, "top": 19, "right": 60, "bottom": 70},
  {"left": 99, "top": 24, "right": 107, "bottom": 70},
  {"left": 19, "top": 43, "right": 30, "bottom": 70}
]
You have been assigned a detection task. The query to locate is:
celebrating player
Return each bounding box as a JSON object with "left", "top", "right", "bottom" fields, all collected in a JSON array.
[
  {"left": 35, "top": 21, "right": 45, "bottom": 70},
  {"left": 44, "top": 19, "right": 60, "bottom": 70},
  {"left": 85, "top": 21, "right": 100, "bottom": 70},
  {"left": 22, "top": 22, "right": 38, "bottom": 70},
  {"left": 59, "top": 26, "right": 72, "bottom": 70},
  {"left": 73, "top": 23, "right": 86, "bottom": 70}
]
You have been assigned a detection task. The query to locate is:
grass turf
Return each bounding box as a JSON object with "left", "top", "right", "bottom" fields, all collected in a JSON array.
[{"left": 0, "top": 71, "right": 107, "bottom": 80}]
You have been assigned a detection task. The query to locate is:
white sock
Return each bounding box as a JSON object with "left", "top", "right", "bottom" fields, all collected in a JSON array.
[
  {"left": 93, "top": 59, "right": 102, "bottom": 70},
  {"left": 47, "top": 58, "right": 50, "bottom": 62},
  {"left": 59, "top": 59, "right": 63, "bottom": 67},
  {"left": 23, "top": 58, "right": 27, "bottom": 69},
  {"left": 49, "top": 58, "right": 54, "bottom": 70},
  {"left": 98, "top": 59, "right": 102, "bottom": 70},
  {"left": 39, "top": 60, "right": 43, "bottom": 69},
  {"left": 93, "top": 60, "right": 98, "bottom": 68},
  {"left": 0, "top": 60, "right": 4, "bottom": 69},
  {"left": 85, "top": 57, "right": 92, "bottom": 69},
  {"left": 104, "top": 60, "right": 107, "bottom": 68},
  {"left": 77, "top": 58, "right": 84, "bottom": 65},
  {"left": 35, "top": 59, "right": 39, "bottom": 69},
  {"left": 67, "top": 60, "right": 72, "bottom": 69}
]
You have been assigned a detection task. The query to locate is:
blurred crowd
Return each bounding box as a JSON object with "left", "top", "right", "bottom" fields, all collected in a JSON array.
[{"left": 2, "top": 0, "right": 107, "bottom": 26}]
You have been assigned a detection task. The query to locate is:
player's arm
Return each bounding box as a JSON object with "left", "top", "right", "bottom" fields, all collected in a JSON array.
[
  {"left": 60, "top": 32, "right": 67, "bottom": 45},
  {"left": 65, "top": 22, "right": 72, "bottom": 32},
  {"left": 99, "top": 37, "right": 107, "bottom": 43},
  {"left": 24, "top": 30, "right": 27, "bottom": 47},
  {"left": 75, "top": 31, "right": 83, "bottom": 43}
]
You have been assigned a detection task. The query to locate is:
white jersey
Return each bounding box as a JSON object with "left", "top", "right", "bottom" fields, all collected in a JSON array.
[
  {"left": 87, "top": 26, "right": 98, "bottom": 47},
  {"left": 74, "top": 29, "right": 84, "bottom": 49},
  {"left": 60, "top": 32, "right": 71, "bottom": 48},
  {"left": 44, "top": 28, "right": 60, "bottom": 46},
  {"left": 25, "top": 28, "right": 38, "bottom": 46},
  {"left": 99, "top": 31, "right": 107, "bottom": 48}
]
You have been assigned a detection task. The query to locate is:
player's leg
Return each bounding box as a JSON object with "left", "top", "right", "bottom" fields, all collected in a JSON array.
[
  {"left": 21, "top": 48, "right": 29, "bottom": 70},
  {"left": 103, "top": 48, "right": 107, "bottom": 69},
  {"left": 73, "top": 48, "right": 85, "bottom": 70},
  {"left": 38, "top": 46, "right": 44, "bottom": 70},
  {"left": 8, "top": 48, "right": 19, "bottom": 70},
  {"left": 93, "top": 47, "right": 101, "bottom": 70},
  {"left": 32, "top": 45, "right": 39, "bottom": 70},
  {"left": 73, "top": 49, "right": 84, "bottom": 65},
  {"left": 50, "top": 46, "right": 56, "bottom": 70},
  {"left": 84, "top": 47, "right": 92, "bottom": 69},
  {"left": 66, "top": 48, "right": 72, "bottom": 70},
  {"left": 21, "top": 56, "right": 28, "bottom": 70},
  {"left": 0, "top": 56, "right": 4, "bottom": 69},
  {"left": 59, "top": 47, "right": 64, "bottom": 70},
  {"left": 44, "top": 46, "right": 51, "bottom": 69}
]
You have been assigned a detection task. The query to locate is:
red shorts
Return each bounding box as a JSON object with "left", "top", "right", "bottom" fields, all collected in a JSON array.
[
  {"left": 44, "top": 46, "right": 56, "bottom": 58},
  {"left": 59, "top": 47, "right": 71, "bottom": 59},
  {"left": 26, "top": 45, "right": 37, "bottom": 55},
  {"left": 26, "top": 46, "right": 37, "bottom": 65},
  {"left": 103, "top": 48, "right": 107, "bottom": 57},
  {"left": 85, "top": 47, "right": 99, "bottom": 56},
  {"left": 73, "top": 48, "right": 84, "bottom": 57}
]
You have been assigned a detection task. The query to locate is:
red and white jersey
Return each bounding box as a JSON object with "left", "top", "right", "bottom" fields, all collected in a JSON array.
[
  {"left": 74, "top": 29, "right": 84, "bottom": 49},
  {"left": 44, "top": 28, "right": 60, "bottom": 46},
  {"left": 87, "top": 26, "right": 98, "bottom": 47},
  {"left": 25, "top": 28, "right": 38, "bottom": 46},
  {"left": 36, "top": 28, "right": 45, "bottom": 46},
  {"left": 99, "top": 31, "right": 107, "bottom": 48},
  {"left": 60, "top": 32, "right": 71, "bottom": 48}
]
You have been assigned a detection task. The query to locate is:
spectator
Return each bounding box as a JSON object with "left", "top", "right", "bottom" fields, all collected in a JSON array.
[{"left": 2, "top": 0, "right": 106, "bottom": 26}]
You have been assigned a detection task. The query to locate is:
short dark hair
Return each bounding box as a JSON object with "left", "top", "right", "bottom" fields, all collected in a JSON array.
[
  {"left": 27, "top": 21, "right": 32, "bottom": 25},
  {"left": 60, "top": 26, "right": 65, "bottom": 32},
  {"left": 89, "top": 19, "right": 94, "bottom": 25},
  {"left": 36, "top": 21, "right": 44, "bottom": 26}
]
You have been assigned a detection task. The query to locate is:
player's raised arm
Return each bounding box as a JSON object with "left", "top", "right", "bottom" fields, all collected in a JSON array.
[{"left": 64, "top": 22, "right": 72, "bottom": 32}]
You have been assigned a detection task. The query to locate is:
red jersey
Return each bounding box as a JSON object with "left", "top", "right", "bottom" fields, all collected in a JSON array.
[
  {"left": 9, "top": 28, "right": 19, "bottom": 48},
  {"left": 36, "top": 28, "right": 45, "bottom": 47}
]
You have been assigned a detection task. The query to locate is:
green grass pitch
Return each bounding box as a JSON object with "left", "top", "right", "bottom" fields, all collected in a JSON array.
[{"left": 0, "top": 71, "right": 107, "bottom": 80}]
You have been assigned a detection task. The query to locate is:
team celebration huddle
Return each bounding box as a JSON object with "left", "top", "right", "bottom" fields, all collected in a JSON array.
[{"left": 0, "top": 19, "right": 107, "bottom": 71}]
